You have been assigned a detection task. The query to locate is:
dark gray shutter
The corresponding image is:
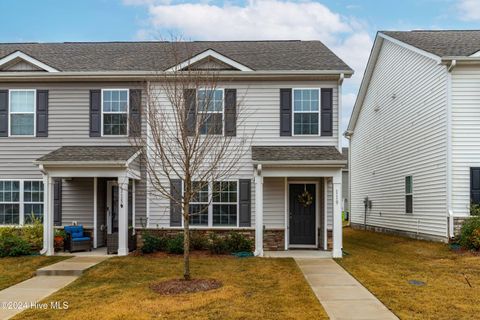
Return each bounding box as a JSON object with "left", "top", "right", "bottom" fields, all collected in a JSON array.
[
  {"left": 224, "top": 89, "right": 236, "bottom": 136},
  {"left": 471, "top": 168, "right": 480, "bottom": 204},
  {"left": 36, "top": 90, "right": 48, "bottom": 137},
  {"left": 0, "top": 90, "right": 8, "bottom": 137},
  {"left": 129, "top": 89, "right": 141, "bottom": 137},
  {"left": 89, "top": 90, "right": 101, "bottom": 137},
  {"left": 321, "top": 88, "right": 333, "bottom": 136},
  {"left": 280, "top": 88, "right": 292, "bottom": 136},
  {"left": 239, "top": 179, "right": 251, "bottom": 227},
  {"left": 53, "top": 178, "right": 62, "bottom": 226},
  {"left": 184, "top": 89, "right": 196, "bottom": 136},
  {"left": 170, "top": 179, "right": 182, "bottom": 227}
]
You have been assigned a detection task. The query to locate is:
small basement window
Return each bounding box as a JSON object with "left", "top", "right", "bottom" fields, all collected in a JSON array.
[{"left": 405, "top": 176, "right": 413, "bottom": 214}]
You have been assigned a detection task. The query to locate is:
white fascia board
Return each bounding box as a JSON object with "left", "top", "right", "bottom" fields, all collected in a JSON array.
[
  {"left": 0, "top": 51, "right": 59, "bottom": 72},
  {"left": 166, "top": 49, "right": 254, "bottom": 72},
  {"left": 469, "top": 50, "right": 480, "bottom": 57}
]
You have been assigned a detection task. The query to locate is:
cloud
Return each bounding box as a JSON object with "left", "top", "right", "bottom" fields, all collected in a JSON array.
[{"left": 457, "top": 0, "right": 480, "bottom": 21}]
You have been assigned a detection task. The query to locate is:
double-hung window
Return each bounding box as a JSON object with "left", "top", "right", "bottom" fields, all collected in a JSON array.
[
  {"left": 405, "top": 176, "right": 413, "bottom": 214},
  {"left": 0, "top": 180, "right": 43, "bottom": 225},
  {"left": 9, "top": 89, "right": 35, "bottom": 136},
  {"left": 188, "top": 181, "right": 238, "bottom": 227},
  {"left": 0, "top": 181, "right": 20, "bottom": 224},
  {"left": 189, "top": 182, "right": 209, "bottom": 226},
  {"left": 102, "top": 89, "right": 128, "bottom": 136},
  {"left": 197, "top": 89, "right": 223, "bottom": 135},
  {"left": 293, "top": 89, "right": 319, "bottom": 135}
]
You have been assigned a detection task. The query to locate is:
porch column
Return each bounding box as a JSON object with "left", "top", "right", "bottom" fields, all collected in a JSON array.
[
  {"left": 42, "top": 174, "right": 55, "bottom": 256},
  {"left": 117, "top": 174, "right": 129, "bottom": 256},
  {"left": 254, "top": 165, "right": 264, "bottom": 256},
  {"left": 332, "top": 172, "right": 343, "bottom": 258}
]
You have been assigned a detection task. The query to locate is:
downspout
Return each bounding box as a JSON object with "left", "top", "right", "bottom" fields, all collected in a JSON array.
[
  {"left": 337, "top": 73, "right": 345, "bottom": 153},
  {"left": 344, "top": 130, "right": 353, "bottom": 226},
  {"left": 446, "top": 60, "right": 456, "bottom": 239},
  {"left": 39, "top": 164, "right": 49, "bottom": 255},
  {"left": 145, "top": 80, "right": 151, "bottom": 228}
]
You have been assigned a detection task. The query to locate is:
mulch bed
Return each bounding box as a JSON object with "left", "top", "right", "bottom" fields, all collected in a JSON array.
[{"left": 150, "top": 279, "right": 223, "bottom": 295}]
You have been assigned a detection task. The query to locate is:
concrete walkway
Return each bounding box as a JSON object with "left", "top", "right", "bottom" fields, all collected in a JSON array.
[
  {"left": 0, "top": 256, "right": 108, "bottom": 319},
  {"left": 296, "top": 258, "right": 398, "bottom": 320}
]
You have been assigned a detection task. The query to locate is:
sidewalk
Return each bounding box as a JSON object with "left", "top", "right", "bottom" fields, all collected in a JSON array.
[
  {"left": 296, "top": 258, "right": 398, "bottom": 320},
  {"left": 0, "top": 256, "right": 108, "bottom": 319}
]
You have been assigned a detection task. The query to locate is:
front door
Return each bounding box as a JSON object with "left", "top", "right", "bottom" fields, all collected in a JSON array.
[
  {"left": 289, "top": 183, "right": 316, "bottom": 246},
  {"left": 106, "top": 181, "right": 119, "bottom": 234}
]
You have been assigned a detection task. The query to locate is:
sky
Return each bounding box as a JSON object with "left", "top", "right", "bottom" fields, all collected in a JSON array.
[{"left": 1, "top": 0, "right": 479, "bottom": 146}]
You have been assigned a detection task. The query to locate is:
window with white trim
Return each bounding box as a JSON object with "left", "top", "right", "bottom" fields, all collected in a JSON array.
[
  {"left": 10, "top": 90, "right": 35, "bottom": 136},
  {"left": 405, "top": 176, "right": 413, "bottom": 214},
  {"left": 0, "top": 181, "right": 20, "bottom": 224},
  {"left": 197, "top": 89, "right": 223, "bottom": 135},
  {"left": 189, "top": 181, "right": 209, "bottom": 226},
  {"left": 293, "top": 89, "right": 319, "bottom": 135},
  {"left": 23, "top": 181, "right": 44, "bottom": 223},
  {"left": 187, "top": 181, "right": 238, "bottom": 227},
  {"left": 102, "top": 89, "right": 128, "bottom": 136}
]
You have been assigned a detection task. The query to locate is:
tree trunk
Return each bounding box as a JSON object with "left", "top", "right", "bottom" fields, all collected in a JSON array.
[{"left": 183, "top": 200, "right": 191, "bottom": 281}]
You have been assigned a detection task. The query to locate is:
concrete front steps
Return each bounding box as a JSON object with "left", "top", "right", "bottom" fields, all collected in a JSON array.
[{"left": 36, "top": 256, "right": 109, "bottom": 276}]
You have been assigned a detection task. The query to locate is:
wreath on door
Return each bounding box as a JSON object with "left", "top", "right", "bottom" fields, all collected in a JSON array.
[{"left": 297, "top": 187, "right": 313, "bottom": 207}]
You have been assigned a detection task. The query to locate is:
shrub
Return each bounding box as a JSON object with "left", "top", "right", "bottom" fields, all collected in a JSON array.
[
  {"left": 0, "top": 233, "right": 32, "bottom": 257},
  {"left": 225, "top": 232, "right": 253, "bottom": 253},
  {"left": 459, "top": 216, "right": 480, "bottom": 250},
  {"left": 22, "top": 216, "right": 43, "bottom": 251},
  {"left": 190, "top": 232, "right": 208, "bottom": 250},
  {"left": 208, "top": 233, "right": 228, "bottom": 254},
  {"left": 470, "top": 203, "right": 480, "bottom": 216},
  {"left": 142, "top": 233, "right": 167, "bottom": 254},
  {"left": 166, "top": 234, "right": 184, "bottom": 254}
]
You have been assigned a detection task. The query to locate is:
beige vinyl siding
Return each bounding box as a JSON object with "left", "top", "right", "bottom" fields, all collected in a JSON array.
[
  {"left": 263, "top": 177, "right": 285, "bottom": 229},
  {"left": 62, "top": 178, "right": 94, "bottom": 227},
  {"left": 451, "top": 65, "right": 480, "bottom": 217},
  {"left": 146, "top": 80, "right": 340, "bottom": 228},
  {"left": 350, "top": 39, "right": 448, "bottom": 238}
]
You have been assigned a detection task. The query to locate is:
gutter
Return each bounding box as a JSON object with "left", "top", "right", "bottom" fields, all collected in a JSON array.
[{"left": 446, "top": 60, "right": 455, "bottom": 239}]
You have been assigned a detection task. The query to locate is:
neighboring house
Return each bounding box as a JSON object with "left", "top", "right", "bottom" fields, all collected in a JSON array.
[
  {"left": 342, "top": 147, "right": 349, "bottom": 216},
  {"left": 0, "top": 41, "right": 351, "bottom": 257},
  {"left": 346, "top": 30, "right": 480, "bottom": 241}
]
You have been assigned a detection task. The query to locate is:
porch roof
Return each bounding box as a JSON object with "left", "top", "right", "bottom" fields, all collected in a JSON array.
[
  {"left": 252, "top": 146, "right": 345, "bottom": 164},
  {"left": 35, "top": 146, "right": 140, "bottom": 165}
]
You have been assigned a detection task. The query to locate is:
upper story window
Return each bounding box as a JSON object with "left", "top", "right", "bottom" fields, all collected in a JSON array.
[
  {"left": 9, "top": 89, "right": 35, "bottom": 136},
  {"left": 405, "top": 175, "right": 413, "bottom": 214},
  {"left": 197, "top": 89, "right": 223, "bottom": 135},
  {"left": 293, "top": 89, "right": 319, "bottom": 135},
  {"left": 102, "top": 89, "right": 128, "bottom": 136}
]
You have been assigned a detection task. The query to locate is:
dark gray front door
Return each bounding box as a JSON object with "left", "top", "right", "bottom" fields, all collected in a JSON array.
[{"left": 289, "top": 183, "right": 316, "bottom": 245}]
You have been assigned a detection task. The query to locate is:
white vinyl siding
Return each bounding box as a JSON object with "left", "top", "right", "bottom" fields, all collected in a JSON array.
[
  {"left": 451, "top": 65, "right": 480, "bottom": 217},
  {"left": 350, "top": 39, "right": 448, "bottom": 238}
]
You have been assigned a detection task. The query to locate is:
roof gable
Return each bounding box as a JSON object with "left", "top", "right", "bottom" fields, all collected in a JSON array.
[
  {"left": 0, "top": 51, "right": 59, "bottom": 72},
  {"left": 166, "top": 49, "right": 253, "bottom": 72}
]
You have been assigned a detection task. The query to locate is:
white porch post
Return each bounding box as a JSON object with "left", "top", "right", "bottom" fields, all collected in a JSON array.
[
  {"left": 332, "top": 171, "right": 343, "bottom": 258},
  {"left": 93, "top": 177, "right": 98, "bottom": 249},
  {"left": 254, "top": 165, "right": 264, "bottom": 256},
  {"left": 117, "top": 174, "right": 129, "bottom": 256},
  {"left": 42, "top": 175, "right": 55, "bottom": 256}
]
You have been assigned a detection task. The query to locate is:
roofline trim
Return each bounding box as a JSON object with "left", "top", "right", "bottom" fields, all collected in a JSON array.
[
  {"left": 33, "top": 160, "right": 128, "bottom": 167},
  {"left": 0, "top": 51, "right": 59, "bottom": 72},
  {"left": 166, "top": 49, "right": 254, "bottom": 72}
]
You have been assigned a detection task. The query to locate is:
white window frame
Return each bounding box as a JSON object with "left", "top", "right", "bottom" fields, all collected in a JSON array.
[
  {"left": 182, "top": 180, "right": 239, "bottom": 228},
  {"left": 0, "top": 179, "right": 43, "bottom": 226},
  {"left": 197, "top": 88, "right": 224, "bottom": 136},
  {"left": 101, "top": 88, "right": 129, "bottom": 137},
  {"left": 23, "top": 180, "right": 44, "bottom": 224},
  {"left": 292, "top": 88, "right": 321, "bottom": 137},
  {"left": 405, "top": 175, "right": 413, "bottom": 214},
  {"left": 8, "top": 89, "right": 36, "bottom": 137},
  {"left": 189, "top": 181, "right": 209, "bottom": 227}
]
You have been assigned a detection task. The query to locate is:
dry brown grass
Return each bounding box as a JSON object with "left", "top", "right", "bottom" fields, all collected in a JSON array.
[
  {"left": 16, "top": 255, "right": 327, "bottom": 320},
  {"left": 0, "top": 255, "right": 67, "bottom": 290},
  {"left": 337, "top": 228, "right": 480, "bottom": 320}
]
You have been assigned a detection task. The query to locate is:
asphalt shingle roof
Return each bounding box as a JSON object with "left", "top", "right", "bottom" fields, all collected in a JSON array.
[
  {"left": 0, "top": 41, "right": 352, "bottom": 72},
  {"left": 36, "top": 146, "right": 139, "bottom": 163},
  {"left": 251, "top": 146, "right": 344, "bottom": 162},
  {"left": 381, "top": 30, "right": 480, "bottom": 57}
]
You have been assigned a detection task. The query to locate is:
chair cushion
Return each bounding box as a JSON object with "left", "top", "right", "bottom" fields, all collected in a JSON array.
[
  {"left": 72, "top": 232, "right": 83, "bottom": 239},
  {"left": 72, "top": 237, "right": 91, "bottom": 242},
  {"left": 65, "top": 225, "right": 84, "bottom": 237}
]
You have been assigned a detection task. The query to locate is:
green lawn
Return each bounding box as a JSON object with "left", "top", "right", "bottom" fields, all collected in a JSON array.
[
  {"left": 0, "top": 255, "right": 68, "bottom": 290},
  {"left": 16, "top": 255, "right": 327, "bottom": 320},
  {"left": 337, "top": 228, "right": 480, "bottom": 320}
]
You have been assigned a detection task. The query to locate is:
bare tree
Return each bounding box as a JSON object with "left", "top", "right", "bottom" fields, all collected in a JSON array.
[{"left": 131, "top": 42, "right": 251, "bottom": 280}]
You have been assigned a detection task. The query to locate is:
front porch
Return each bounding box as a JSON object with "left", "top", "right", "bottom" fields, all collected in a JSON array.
[{"left": 35, "top": 146, "right": 142, "bottom": 256}]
